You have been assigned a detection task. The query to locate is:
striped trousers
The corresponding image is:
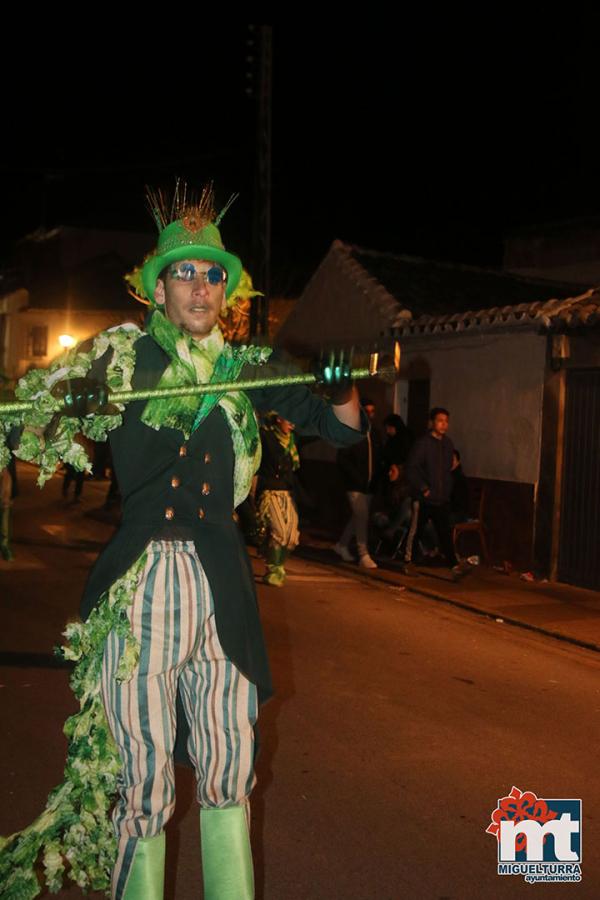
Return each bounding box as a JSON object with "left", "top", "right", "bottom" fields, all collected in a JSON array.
[
  {"left": 259, "top": 489, "right": 299, "bottom": 550},
  {"left": 101, "top": 540, "right": 258, "bottom": 898}
]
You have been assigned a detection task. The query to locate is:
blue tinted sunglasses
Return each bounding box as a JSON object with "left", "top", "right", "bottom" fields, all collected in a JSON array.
[{"left": 169, "top": 262, "right": 226, "bottom": 285}]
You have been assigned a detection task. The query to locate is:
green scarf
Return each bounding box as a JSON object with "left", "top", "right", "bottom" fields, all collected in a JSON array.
[{"left": 142, "top": 310, "right": 271, "bottom": 506}]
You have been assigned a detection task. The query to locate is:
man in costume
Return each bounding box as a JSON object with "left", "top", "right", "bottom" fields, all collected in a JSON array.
[
  {"left": 257, "top": 413, "right": 300, "bottom": 586},
  {"left": 0, "top": 375, "right": 17, "bottom": 561},
  {"left": 0, "top": 186, "right": 365, "bottom": 900}
]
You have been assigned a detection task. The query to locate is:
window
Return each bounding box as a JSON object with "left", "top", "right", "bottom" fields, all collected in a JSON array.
[{"left": 28, "top": 326, "right": 48, "bottom": 358}]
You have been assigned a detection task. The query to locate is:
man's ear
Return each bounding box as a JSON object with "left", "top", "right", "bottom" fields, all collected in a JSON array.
[{"left": 154, "top": 278, "right": 166, "bottom": 306}]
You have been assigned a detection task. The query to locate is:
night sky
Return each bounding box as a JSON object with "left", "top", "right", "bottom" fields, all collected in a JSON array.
[{"left": 2, "top": 19, "right": 598, "bottom": 295}]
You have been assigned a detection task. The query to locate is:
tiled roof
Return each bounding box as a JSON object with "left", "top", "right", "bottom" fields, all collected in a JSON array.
[
  {"left": 347, "top": 242, "right": 578, "bottom": 319},
  {"left": 278, "top": 239, "right": 597, "bottom": 347},
  {"left": 392, "top": 288, "right": 600, "bottom": 336}
]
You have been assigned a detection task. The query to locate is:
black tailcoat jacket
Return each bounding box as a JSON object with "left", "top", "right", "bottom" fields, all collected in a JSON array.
[{"left": 83, "top": 333, "right": 365, "bottom": 706}]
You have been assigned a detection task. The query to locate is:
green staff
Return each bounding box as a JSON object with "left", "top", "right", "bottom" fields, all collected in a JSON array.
[{"left": 0, "top": 358, "right": 399, "bottom": 417}]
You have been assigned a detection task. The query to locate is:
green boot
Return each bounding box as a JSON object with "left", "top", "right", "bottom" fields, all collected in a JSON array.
[
  {"left": 201, "top": 805, "right": 254, "bottom": 900},
  {"left": 0, "top": 506, "right": 13, "bottom": 561},
  {"left": 121, "top": 832, "right": 166, "bottom": 900},
  {"left": 263, "top": 544, "right": 287, "bottom": 587}
]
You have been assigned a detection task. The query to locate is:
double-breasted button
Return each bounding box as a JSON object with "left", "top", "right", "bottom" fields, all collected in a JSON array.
[
  {"left": 204, "top": 452, "right": 211, "bottom": 464},
  {"left": 171, "top": 476, "right": 181, "bottom": 489},
  {"left": 198, "top": 507, "right": 205, "bottom": 519},
  {"left": 202, "top": 482, "right": 211, "bottom": 496},
  {"left": 165, "top": 507, "right": 175, "bottom": 521},
  {"left": 179, "top": 445, "right": 187, "bottom": 457}
]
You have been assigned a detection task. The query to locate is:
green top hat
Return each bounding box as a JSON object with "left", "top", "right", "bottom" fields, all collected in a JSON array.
[
  {"left": 140, "top": 183, "right": 243, "bottom": 303},
  {"left": 141, "top": 220, "right": 242, "bottom": 302}
]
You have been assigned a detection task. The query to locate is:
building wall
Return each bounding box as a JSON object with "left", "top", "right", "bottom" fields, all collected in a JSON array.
[
  {"left": 400, "top": 331, "right": 546, "bottom": 484},
  {"left": 9, "top": 306, "right": 142, "bottom": 378},
  {"left": 0, "top": 289, "right": 28, "bottom": 377},
  {"left": 275, "top": 244, "right": 397, "bottom": 354},
  {"left": 507, "top": 262, "right": 600, "bottom": 286},
  {"left": 504, "top": 222, "right": 600, "bottom": 286},
  {"left": 536, "top": 332, "right": 600, "bottom": 582},
  {"left": 395, "top": 330, "right": 547, "bottom": 568}
]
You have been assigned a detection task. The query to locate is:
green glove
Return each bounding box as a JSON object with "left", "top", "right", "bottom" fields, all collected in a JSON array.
[
  {"left": 313, "top": 348, "right": 354, "bottom": 405},
  {"left": 52, "top": 377, "right": 108, "bottom": 417}
]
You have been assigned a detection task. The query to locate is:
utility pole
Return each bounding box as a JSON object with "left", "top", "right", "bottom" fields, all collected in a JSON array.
[{"left": 247, "top": 25, "right": 272, "bottom": 338}]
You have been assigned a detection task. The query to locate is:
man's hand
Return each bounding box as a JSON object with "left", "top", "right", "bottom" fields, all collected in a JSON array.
[
  {"left": 313, "top": 349, "right": 353, "bottom": 405},
  {"left": 312, "top": 349, "right": 361, "bottom": 430},
  {"left": 51, "top": 377, "right": 108, "bottom": 418}
]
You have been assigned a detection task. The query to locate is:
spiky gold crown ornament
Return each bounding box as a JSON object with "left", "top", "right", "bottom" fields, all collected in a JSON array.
[{"left": 132, "top": 181, "right": 244, "bottom": 303}]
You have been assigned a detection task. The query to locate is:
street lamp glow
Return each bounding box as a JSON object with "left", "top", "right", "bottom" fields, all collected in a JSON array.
[{"left": 58, "top": 334, "right": 76, "bottom": 349}]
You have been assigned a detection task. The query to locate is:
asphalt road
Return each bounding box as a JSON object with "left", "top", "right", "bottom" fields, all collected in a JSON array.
[{"left": 1, "top": 467, "right": 598, "bottom": 898}]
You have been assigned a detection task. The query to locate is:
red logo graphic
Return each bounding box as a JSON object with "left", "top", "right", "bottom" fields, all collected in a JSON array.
[{"left": 487, "top": 786, "right": 558, "bottom": 854}]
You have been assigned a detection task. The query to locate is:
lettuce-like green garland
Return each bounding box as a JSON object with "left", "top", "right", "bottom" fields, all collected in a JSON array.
[
  {"left": 0, "top": 553, "right": 147, "bottom": 899},
  {"left": 2, "top": 324, "right": 141, "bottom": 486}
]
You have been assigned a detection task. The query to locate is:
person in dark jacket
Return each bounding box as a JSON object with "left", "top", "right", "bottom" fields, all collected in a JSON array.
[
  {"left": 1, "top": 186, "right": 366, "bottom": 900},
  {"left": 372, "top": 462, "right": 413, "bottom": 554},
  {"left": 402, "top": 407, "right": 467, "bottom": 579},
  {"left": 381, "top": 413, "right": 412, "bottom": 469},
  {"left": 257, "top": 413, "right": 300, "bottom": 586},
  {"left": 334, "top": 398, "right": 381, "bottom": 568},
  {"left": 450, "top": 449, "right": 469, "bottom": 525}
]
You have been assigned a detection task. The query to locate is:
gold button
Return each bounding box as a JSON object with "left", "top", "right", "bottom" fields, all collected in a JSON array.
[
  {"left": 179, "top": 445, "right": 187, "bottom": 457},
  {"left": 204, "top": 452, "right": 211, "bottom": 464},
  {"left": 165, "top": 507, "right": 175, "bottom": 521},
  {"left": 171, "top": 476, "right": 181, "bottom": 489},
  {"left": 202, "top": 482, "right": 211, "bottom": 496},
  {"left": 198, "top": 507, "right": 205, "bottom": 519}
]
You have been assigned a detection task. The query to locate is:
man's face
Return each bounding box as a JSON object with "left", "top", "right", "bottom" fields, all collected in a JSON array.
[
  {"left": 277, "top": 417, "right": 295, "bottom": 434},
  {"left": 154, "top": 259, "right": 227, "bottom": 338},
  {"left": 432, "top": 413, "right": 449, "bottom": 437},
  {"left": 364, "top": 404, "right": 376, "bottom": 421}
]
